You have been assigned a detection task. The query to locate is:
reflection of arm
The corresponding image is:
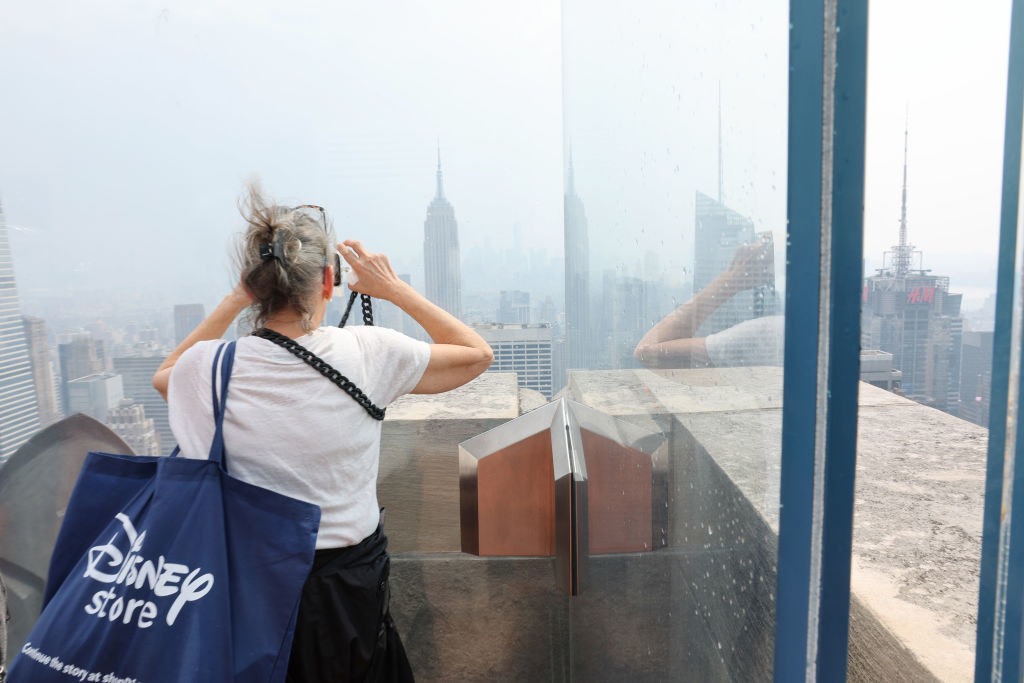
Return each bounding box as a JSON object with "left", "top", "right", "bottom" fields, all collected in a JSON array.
[
  {"left": 634, "top": 271, "right": 744, "bottom": 368},
  {"left": 634, "top": 337, "right": 711, "bottom": 368},
  {"left": 634, "top": 238, "right": 772, "bottom": 369},
  {"left": 636, "top": 274, "right": 743, "bottom": 348}
]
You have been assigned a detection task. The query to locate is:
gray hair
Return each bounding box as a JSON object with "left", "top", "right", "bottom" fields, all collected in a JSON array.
[{"left": 235, "top": 181, "right": 333, "bottom": 332}]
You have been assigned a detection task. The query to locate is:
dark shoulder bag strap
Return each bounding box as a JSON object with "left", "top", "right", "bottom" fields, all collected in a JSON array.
[
  {"left": 339, "top": 291, "right": 374, "bottom": 327},
  {"left": 251, "top": 328, "right": 386, "bottom": 421}
]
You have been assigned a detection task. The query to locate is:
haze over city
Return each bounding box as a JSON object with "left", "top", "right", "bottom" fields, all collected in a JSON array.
[{"left": 0, "top": 0, "right": 1009, "bottom": 328}]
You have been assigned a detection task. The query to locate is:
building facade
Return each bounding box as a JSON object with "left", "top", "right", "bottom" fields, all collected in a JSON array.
[
  {"left": 0, "top": 198, "right": 40, "bottom": 463},
  {"left": 174, "top": 303, "right": 206, "bottom": 345},
  {"left": 599, "top": 271, "right": 653, "bottom": 370},
  {"left": 862, "top": 272, "right": 964, "bottom": 413},
  {"left": 960, "top": 330, "right": 993, "bottom": 428},
  {"left": 67, "top": 371, "right": 124, "bottom": 423},
  {"left": 424, "top": 150, "right": 462, "bottom": 319},
  {"left": 23, "top": 315, "right": 61, "bottom": 427},
  {"left": 113, "top": 352, "right": 172, "bottom": 455},
  {"left": 693, "top": 191, "right": 777, "bottom": 336},
  {"left": 859, "top": 350, "right": 902, "bottom": 391},
  {"left": 475, "top": 323, "right": 554, "bottom": 398},
  {"left": 107, "top": 398, "right": 161, "bottom": 457},
  {"left": 498, "top": 290, "right": 530, "bottom": 325},
  {"left": 58, "top": 332, "right": 105, "bottom": 413}
]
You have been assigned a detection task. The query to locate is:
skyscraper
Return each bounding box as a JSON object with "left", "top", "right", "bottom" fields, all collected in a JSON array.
[
  {"left": 0, "top": 197, "right": 41, "bottom": 463},
  {"left": 58, "top": 332, "right": 104, "bottom": 413},
  {"left": 693, "top": 95, "right": 777, "bottom": 336},
  {"left": 475, "top": 323, "right": 555, "bottom": 398},
  {"left": 67, "top": 372, "right": 124, "bottom": 423},
  {"left": 960, "top": 330, "right": 993, "bottom": 428},
  {"left": 693, "top": 191, "right": 777, "bottom": 335},
  {"left": 23, "top": 316, "right": 61, "bottom": 427},
  {"left": 174, "top": 303, "right": 206, "bottom": 345},
  {"left": 599, "top": 271, "right": 653, "bottom": 370},
  {"left": 861, "top": 126, "right": 964, "bottom": 413},
  {"left": 114, "top": 352, "right": 172, "bottom": 455},
  {"left": 564, "top": 154, "right": 591, "bottom": 373},
  {"left": 107, "top": 399, "right": 161, "bottom": 457},
  {"left": 498, "top": 290, "right": 530, "bottom": 325},
  {"left": 424, "top": 148, "right": 462, "bottom": 319}
]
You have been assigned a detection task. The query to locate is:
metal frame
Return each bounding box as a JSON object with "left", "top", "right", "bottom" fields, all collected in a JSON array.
[
  {"left": 976, "top": 0, "right": 1024, "bottom": 679},
  {"left": 774, "top": 0, "right": 868, "bottom": 680}
]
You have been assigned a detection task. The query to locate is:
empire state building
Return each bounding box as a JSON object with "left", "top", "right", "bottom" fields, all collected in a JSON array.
[
  {"left": 564, "top": 156, "right": 591, "bottom": 371},
  {"left": 423, "top": 150, "right": 462, "bottom": 319}
]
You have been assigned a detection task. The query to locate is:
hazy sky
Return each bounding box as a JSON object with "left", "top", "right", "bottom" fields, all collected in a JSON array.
[{"left": 1, "top": 0, "right": 1012, "bottom": 319}]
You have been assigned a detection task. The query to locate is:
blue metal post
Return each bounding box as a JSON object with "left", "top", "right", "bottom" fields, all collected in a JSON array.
[
  {"left": 774, "top": 0, "right": 868, "bottom": 679},
  {"left": 975, "top": 1, "right": 1024, "bottom": 679},
  {"left": 815, "top": 0, "right": 868, "bottom": 677},
  {"left": 774, "top": 0, "right": 825, "bottom": 677}
]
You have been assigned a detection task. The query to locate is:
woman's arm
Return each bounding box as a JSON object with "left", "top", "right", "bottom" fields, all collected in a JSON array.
[
  {"left": 152, "top": 286, "right": 252, "bottom": 400},
  {"left": 339, "top": 240, "right": 493, "bottom": 394},
  {"left": 634, "top": 237, "right": 773, "bottom": 368}
]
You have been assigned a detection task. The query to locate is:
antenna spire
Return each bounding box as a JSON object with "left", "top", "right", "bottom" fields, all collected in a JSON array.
[
  {"left": 896, "top": 114, "right": 911, "bottom": 276},
  {"left": 567, "top": 145, "right": 576, "bottom": 196},
  {"left": 435, "top": 140, "right": 445, "bottom": 199}
]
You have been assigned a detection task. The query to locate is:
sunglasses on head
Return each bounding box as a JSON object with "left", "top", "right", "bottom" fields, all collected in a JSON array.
[{"left": 293, "top": 204, "right": 341, "bottom": 287}]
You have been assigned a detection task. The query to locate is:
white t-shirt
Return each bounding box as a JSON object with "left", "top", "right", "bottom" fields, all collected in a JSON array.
[
  {"left": 168, "top": 326, "right": 430, "bottom": 549},
  {"left": 705, "top": 315, "right": 785, "bottom": 368}
]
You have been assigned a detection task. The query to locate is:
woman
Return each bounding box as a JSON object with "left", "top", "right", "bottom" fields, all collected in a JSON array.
[{"left": 151, "top": 185, "right": 493, "bottom": 681}]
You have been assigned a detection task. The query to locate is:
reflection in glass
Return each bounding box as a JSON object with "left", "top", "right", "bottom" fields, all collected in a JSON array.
[{"left": 634, "top": 234, "right": 782, "bottom": 369}]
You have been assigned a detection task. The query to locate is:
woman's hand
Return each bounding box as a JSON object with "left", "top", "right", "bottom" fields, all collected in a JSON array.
[
  {"left": 337, "top": 240, "right": 408, "bottom": 302},
  {"left": 230, "top": 279, "right": 255, "bottom": 307},
  {"left": 724, "top": 234, "right": 774, "bottom": 290},
  {"left": 339, "top": 238, "right": 493, "bottom": 393}
]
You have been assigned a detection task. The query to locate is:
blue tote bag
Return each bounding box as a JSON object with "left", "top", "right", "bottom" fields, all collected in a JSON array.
[{"left": 8, "top": 341, "right": 321, "bottom": 682}]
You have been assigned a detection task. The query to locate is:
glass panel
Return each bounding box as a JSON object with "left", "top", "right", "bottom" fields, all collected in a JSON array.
[
  {"left": 560, "top": 1, "right": 788, "bottom": 678},
  {"left": 0, "top": 2, "right": 568, "bottom": 678},
  {"left": 852, "top": 2, "right": 1011, "bottom": 678}
]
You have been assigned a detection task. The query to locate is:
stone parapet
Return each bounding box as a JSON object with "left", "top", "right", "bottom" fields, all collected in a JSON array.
[{"left": 379, "top": 368, "right": 979, "bottom": 680}]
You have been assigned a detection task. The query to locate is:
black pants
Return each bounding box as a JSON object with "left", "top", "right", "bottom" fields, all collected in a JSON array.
[{"left": 286, "top": 514, "right": 414, "bottom": 682}]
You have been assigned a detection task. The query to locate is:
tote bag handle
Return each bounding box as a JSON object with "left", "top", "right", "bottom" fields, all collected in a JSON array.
[{"left": 208, "top": 341, "right": 236, "bottom": 470}]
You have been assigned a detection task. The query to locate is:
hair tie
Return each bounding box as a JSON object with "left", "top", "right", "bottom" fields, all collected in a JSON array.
[{"left": 258, "top": 232, "right": 302, "bottom": 263}]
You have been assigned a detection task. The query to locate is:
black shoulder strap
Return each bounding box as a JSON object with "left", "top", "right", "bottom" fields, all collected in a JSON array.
[
  {"left": 339, "top": 291, "right": 374, "bottom": 327},
  {"left": 251, "top": 327, "right": 386, "bottom": 421}
]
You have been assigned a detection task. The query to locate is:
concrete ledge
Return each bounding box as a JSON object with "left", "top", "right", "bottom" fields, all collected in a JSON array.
[
  {"left": 379, "top": 368, "right": 978, "bottom": 680},
  {"left": 570, "top": 368, "right": 978, "bottom": 681}
]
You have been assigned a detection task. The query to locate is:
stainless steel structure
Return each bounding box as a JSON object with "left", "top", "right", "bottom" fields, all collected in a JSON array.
[{"left": 459, "top": 397, "right": 668, "bottom": 595}]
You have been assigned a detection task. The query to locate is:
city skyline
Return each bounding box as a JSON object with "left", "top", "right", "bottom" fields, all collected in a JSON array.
[
  {"left": 2, "top": 2, "right": 1008, "bottom": 318},
  {"left": 0, "top": 0, "right": 1011, "bottom": 465}
]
